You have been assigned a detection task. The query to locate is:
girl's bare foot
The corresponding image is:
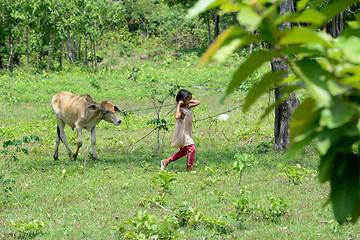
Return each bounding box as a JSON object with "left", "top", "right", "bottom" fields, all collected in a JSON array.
[
  {"left": 161, "top": 158, "right": 170, "bottom": 171},
  {"left": 186, "top": 166, "right": 197, "bottom": 173}
]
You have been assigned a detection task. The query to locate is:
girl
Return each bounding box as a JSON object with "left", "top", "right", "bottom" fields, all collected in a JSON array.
[{"left": 161, "top": 89, "right": 200, "bottom": 173}]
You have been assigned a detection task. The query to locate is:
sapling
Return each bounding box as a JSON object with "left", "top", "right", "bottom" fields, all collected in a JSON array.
[
  {"left": 232, "top": 153, "right": 254, "bottom": 230},
  {"left": 1, "top": 135, "right": 39, "bottom": 208},
  {"left": 147, "top": 86, "right": 179, "bottom": 153}
]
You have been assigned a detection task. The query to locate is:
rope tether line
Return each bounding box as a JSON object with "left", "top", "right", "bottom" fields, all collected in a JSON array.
[
  {"left": 119, "top": 103, "right": 245, "bottom": 146},
  {"left": 121, "top": 103, "right": 176, "bottom": 113}
]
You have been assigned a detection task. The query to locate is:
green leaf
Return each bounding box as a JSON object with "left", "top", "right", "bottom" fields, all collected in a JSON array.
[
  {"left": 351, "top": 201, "right": 360, "bottom": 223},
  {"left": 31, "top": 135, "right": 40, "bottom": 142},
  {"left": 282, "top": 131, "right": 318, "bottom": 163},
  {"left": 187, "top": 0, "right": 223, "bottom": 19},
  {"left": 198, "top": 25, "right": 254, "bottom": 66},
  {"left": 280, "top": 27, "right": 330, "bottom": 46},
  {"left": 336, "top": 26, "right": 360, "bottom": 64},
  {"left": 23, "top": 136, "right": 31, "bottom": 143},
  {"left": 243, "top": 71, "right": 287, "bottom": 112},
  {"left": 295, "top": 58, "right": 331, "bottom": 107},
  {"left": 317, "top": 128, "right": 343, "bottom": 156},
  {"left": 237, "top": 6, "right": 262, "bottom": 32},
  {"left": 13, "top": 139, "right": 22, "bottom": 146},
  {"left": 3, "top": 140, "right": 14, "bottom": 148},
  {"left": 222, "top": 50, "right": 279, "bottom": 102},
  {"left": 21, "top": 148, "right": 29, "bottom": 155},
  {"left": 276, "top": 9, "right": 325, "bottom": 25},
  {"left": 259, "top": 93, "right": 289, "bottom": 122},
  {"left": 319, "top": 99, "right": 357, "bottom": 129},
  {"left": 318, "top": 152, "right": 336, "bottom": 183},
  {"left": 311, "top": 0, "right": 359, "bottom": 29},
  {"left": 296, "top": 0, "right": 311, "bottom": 10},
  {"left": 290, "top": 98, "right": 321, "bottom": 143},
  {"left": 330, "top": 153, "right": 360, "bottom": 224},
  {"left": 258, "top": 17, "right": 278, "bottom": 44},
  {"left": 282, "top": 44, "right": 326, "bottom": 58},
  {"left": 327, "top": 79, "right": 350, "bottom": 96}
]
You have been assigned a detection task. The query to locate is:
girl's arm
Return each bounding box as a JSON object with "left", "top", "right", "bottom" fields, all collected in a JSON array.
[
  {"left": 189, "top": 100, "right": 200, "bottom": 108},
  {"left": 174, "top": 101, "right": 184, "bottom": 120}
]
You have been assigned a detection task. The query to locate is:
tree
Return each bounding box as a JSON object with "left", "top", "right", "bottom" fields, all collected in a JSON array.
[
  {"left": 0, "top": 0, "right": 25, "bottom": 72},
  {"left": 164, "top": 0, "right": 222, "bottom": 45},
  {"left": 272, "top": 0, "right": 299, "bottom": 150},
  {"left": 191, "top": 0, "right": 360, "bottom": 224}
]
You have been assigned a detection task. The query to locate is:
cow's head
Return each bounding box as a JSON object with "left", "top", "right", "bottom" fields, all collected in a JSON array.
[{"left": 89, "top": 100, "right": 121, "bottom": 125}]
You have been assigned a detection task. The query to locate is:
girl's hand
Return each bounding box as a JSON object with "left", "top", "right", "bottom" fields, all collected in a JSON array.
[
  {"left": 189, "top": 100, "right": 200, "bottom": 108},
  {"left": 175, "top": 101, "right": 183, "bottom": 119}
]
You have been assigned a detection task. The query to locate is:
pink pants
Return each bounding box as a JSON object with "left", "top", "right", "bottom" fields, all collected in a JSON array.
[{"left": 170, "top": 144, "right": 196, "bottom": 166}]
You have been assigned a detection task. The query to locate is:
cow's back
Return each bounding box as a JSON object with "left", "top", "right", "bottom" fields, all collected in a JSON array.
[{"left": 51, "top": 91, "right": 96, "bottom": 128}]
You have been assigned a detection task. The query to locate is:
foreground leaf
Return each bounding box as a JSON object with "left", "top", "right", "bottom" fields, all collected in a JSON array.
[{"left": 222, "top": 50, "right": 279, "bottom": 102}]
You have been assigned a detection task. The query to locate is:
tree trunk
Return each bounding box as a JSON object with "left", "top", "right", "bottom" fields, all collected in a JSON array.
[
  {"left": 74, "top": 34, "right": 78, "bottom": 60},
  {"left": 78, "top": 35, "right": 81, "bottom": 61},
  {"left": 66, "top": 35, "right": 75, "bottom": 64},
  {"left": 214, "top": 13, "right": 220, "bottom": 40},
  {"left": 93, "top": 37, "right": 97, "bottom": 70},
  {"left": 107, "top": 43, "right": 111, "bottom": 74},
  {"left": 328, "top": 12, "right": 344, "bottom": 38},
  {"left": 26, "top": 26, "right": 30, "bottom": 71},
  {"left": 37, "top": 48, "right": 41, "bottom": 70},
  {"left": 59, "top": 39, "right": 64, "bottom": 70},
  {"left": 84, "top": 37, "right": 88, "bottom": 66},
  {"left": 9, "top": 35, "right": 14, "bottom": 72},
  {"left": 46, "top": 34, "right": 52, "bottom": 72},
  {"left": 272, "top": 57, "right": 299, "bottom": 150},
  {"left": 249, "top": 43, "right": 253, "bottom": 55},
  {"left": 272, "top": 0, "right": 299, "bottom": 150},
  {"left": 207, "top": 17, "right": 211, "bottom": 46}
]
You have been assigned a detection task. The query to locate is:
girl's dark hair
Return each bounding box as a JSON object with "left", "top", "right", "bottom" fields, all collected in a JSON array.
[{"left": 176, "top": 89, "right": 192, "bottom": 102}]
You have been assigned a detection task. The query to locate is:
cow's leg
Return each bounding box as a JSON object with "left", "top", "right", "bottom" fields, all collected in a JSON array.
[
  {"left": 54, "top": 125, "right": 61, "bottom": 160},
  {"left": 56, "top": 119, "right": 74, "bottom": 158},
  {"left": 73, "top": 124, "right": 83, "bottom": 159},
  {"left": 91, "top": 127, "right": 99, "bottom": 160}
]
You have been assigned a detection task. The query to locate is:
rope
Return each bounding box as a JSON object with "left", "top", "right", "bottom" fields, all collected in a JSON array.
[
  {"left": 122, "top": 103, "right": 176, "bottom": 113},
  {"left": 120, "top": 103, "right": 245, "bottom": 146},
  {"left": 194, "top": 104, "right": 244, "bottom": 123}
]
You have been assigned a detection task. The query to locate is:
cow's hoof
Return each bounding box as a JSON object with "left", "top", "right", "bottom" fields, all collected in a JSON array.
[{"left": 53, "top": 156, "right": 59, "bottom": 161}]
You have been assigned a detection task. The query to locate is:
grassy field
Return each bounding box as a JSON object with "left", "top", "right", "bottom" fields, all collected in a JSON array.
[{"left": 1, "top": 52, "right": 359, "bottom": 239}]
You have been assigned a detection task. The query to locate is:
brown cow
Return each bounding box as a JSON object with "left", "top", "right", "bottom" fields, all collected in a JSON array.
[{"left": 51, "top": 91, "right": 121, "bottom": 160}]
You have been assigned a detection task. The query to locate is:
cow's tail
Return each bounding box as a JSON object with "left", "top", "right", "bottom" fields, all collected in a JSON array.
[{"left": 57, "top": 125, "right": 63, "bottom": 142}]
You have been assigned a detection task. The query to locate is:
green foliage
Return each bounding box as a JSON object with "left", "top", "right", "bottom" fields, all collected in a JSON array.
[
  {"left": 1, "top": 135, "right": 39, "bottom": 208},
  {"left": 171, "top": 202, "right": 204, "bottom": 228},
  {"left": 116, "top": 205, "right": 234, "bottom": 239},
  {"left": 10, "top": 219, "right": 46, "bottom": 238},
  {"left": 1, "top": 135, "right": 39, "bottom": 163},
  {"left": 192, "top": 0, "right": 360, "bottom": 224},
  {"left": 1, "top": 45, "right": 359, "bottom": 238},
  {"left": 152, "top": 171, "right": 176, "bottom": 193},
  {"left": 260, "top": 195, "right": 289, "bottom": 224},
  {"left": 233, "top": 153, "right": 255, "bottom": 172},
  {"left": 0, "top": 174, "right": 16, "bottom": 207},
  {"left": 279, "top": 164, "right": 317, "bottom": 185},
  {"left": 116, "top": 210, "right": 177, "bottom": 239},
  {"left": 147, "top": 118, "right": 168, "bottom": 131},
  {"left": 142, "top": 171, "right": 176, "bottom": 207}
]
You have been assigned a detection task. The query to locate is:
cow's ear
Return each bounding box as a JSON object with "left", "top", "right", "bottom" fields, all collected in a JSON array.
[
  {"left": 114, "top": 106, "right": 120, "bottom": 112},
  {"left": 88, "top": 104, "right": 99, "bottom": 111}
]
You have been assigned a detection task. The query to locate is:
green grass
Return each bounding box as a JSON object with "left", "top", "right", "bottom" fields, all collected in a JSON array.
[{"left": 0, "top": 53, "right": 359, "bottom": 239}]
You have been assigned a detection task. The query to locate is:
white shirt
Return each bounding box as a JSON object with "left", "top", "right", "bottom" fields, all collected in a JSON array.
[{"left": 171, "top": 107, "right": 194, "bottom": 148}]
